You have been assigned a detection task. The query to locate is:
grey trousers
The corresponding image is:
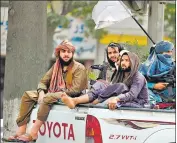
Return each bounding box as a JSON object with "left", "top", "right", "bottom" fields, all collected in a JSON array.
[{"left": 87, "top": 81, "right": 129, "bottom": 103}]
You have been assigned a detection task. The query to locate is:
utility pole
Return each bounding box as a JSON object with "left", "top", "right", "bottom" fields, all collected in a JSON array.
[{"left": 147, "top": 1, "right": 165, "bottom": 48}]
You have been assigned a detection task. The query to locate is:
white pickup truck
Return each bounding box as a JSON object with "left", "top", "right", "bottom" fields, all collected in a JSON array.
[{"left": 27, "top": 102, "right": 175, "bottom": 143}]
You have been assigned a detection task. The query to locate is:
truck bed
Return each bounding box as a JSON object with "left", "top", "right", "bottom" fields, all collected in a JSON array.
[{"left": 27, "top": 102, "right": 175, "bottom": 143}]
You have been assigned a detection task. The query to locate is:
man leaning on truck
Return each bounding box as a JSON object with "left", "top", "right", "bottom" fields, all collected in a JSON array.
[{"left": 4, "top": 40, "right": 88, "bottom": 142}]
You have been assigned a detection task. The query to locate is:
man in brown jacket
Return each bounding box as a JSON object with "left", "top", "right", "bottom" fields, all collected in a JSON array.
[{"left": 5, "top": 40, "right": 88, "bottom": 142}]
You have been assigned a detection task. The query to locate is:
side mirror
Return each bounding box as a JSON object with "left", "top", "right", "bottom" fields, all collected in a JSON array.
[{"left": 122, "top": 0, "right": 148, "bottom": 14}]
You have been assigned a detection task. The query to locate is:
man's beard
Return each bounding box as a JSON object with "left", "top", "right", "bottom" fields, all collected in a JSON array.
[
  {"left": 107, "top": 55, "right": 116, "bottom": 68},
  {"left": 120, "top": 66, "right": 131, "bottom": 72},
  {"left": 59, "top": 55, "right": 73, "bottom": 67}
]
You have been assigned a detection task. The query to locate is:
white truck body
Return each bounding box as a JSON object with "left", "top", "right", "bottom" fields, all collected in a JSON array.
[{"left": 27, "top": 103, "right": 175, "bottom": 143}]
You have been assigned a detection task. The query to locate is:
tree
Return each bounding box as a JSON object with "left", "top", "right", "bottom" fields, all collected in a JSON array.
[
  {"left": 47, "top": 1, "right": 69, "bottom": 68},
  {"left": 68, "top": 1, "right": 108, "bottom": 41},
  {"left": 123, "top": 41, "right": 149, "bottom": 63},
  {"left": 47, "top": 1, "right": 108, "bottom": 66},
  {"left": 3, "top": 1, "right": 47, "bottom": 136},
  {"left": 164, "top": 3, "right": 175, "bottom": 44},
  {"left": 47, "top": 1, "right": 108, "bottom": 40}
]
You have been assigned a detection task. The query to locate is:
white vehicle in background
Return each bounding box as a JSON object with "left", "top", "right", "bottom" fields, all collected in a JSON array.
[{"left": 27, "top": 103, "right": 175, "bottom": 143}]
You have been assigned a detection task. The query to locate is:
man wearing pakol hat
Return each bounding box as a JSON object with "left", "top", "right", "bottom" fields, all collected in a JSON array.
[
  {"left": 139, "top": 41, "right": 176, "bottom": 109},
  {"left": 4, "top": 40, "right": 88, "bottom": 142}
]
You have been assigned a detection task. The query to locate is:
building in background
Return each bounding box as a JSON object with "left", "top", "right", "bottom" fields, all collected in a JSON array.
[
  {"left": 0, "top": 6, "right": 8, "bottom": 119},
  {"left": 52, "top": 16, "right": 97, "bottom": 68},
  {"left": 1, "top": 7, "right": 8, "bottom": 57},
  {"left": 100, "top": 14, "right": 171, "bottom": 46},
  {"left": 52, "top": 5, "right": 173, "bottom": 65},
  {"left": 95, "top": 13, "right": 172, "bottom": 64},
  {"left": 1, "top": 3, "right": 175, "bottom": 69},
  {"left": 1, "top": 7, "right": 8, "bottom": 91}
]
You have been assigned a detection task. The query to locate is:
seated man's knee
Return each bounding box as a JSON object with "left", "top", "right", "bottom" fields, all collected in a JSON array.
[
  {"left": 115, "top": 83, "right": 129, "bottom": 90},
  {"left": 43, "top": 92, "right": 63, "bottom": 104},
  {"left": 22, "top": 90, "right": 38, "bottom": 99},
  {"left": 43, "top": 95, "right": 51, "bottom": 104},
  {"left": 43, "top": 94, "right": 57, "bottom": 104},
  {"left": 117, "top": 83, "right": 126, "bottom": 87},
  {"left": 22, "top": 91, "right": 32, "bottom": 100}
]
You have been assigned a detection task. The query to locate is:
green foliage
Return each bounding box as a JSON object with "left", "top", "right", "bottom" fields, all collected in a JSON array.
[
  {"left": 121, "top": 41, "right": 149, "bottom": 62},
  {"left": 47, "top": 12, "right": 70, "bottom": 29},
  {"left": 47, "top": 1, "right": 108, "bottom": 41},
  {"left": 84, "top": 19, "right": 108, "bottom": 40},
  {"left": 69, "top": 1, "right": 90, "bottom": 10},
  {"left": 70, "top": 1, "right": 97, "bottom": 18},
  {"left": 70, "top": 1, "right": 108, "bottom": 40},
  {"left": 87, "top": 70, "right": 98, "bottom": 81},
  {"left": 164, "top": 3, "right": 176, "bottom": 43}
]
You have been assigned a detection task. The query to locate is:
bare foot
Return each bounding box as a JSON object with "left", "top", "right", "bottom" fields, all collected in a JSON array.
[
  {"left": 17, "top": 133, "right": 37, "bottom": 141},
  {"left": 61, "top": 95, "right": 76, "bottom": 109},
  {"left": 30, "top": 132, "right": 38, "bottom": 140},
  {"left": 15, "top": 131, "right": 26, "bottom": 136},
  {"left": 92, "top": 99, "right": 99, "bottom": 105},
  {"left": 153, "top": 105, "right": 159, "bottom": 109},
  {"left": 16, "top": 125, "right": 27, "bottom": 136}
]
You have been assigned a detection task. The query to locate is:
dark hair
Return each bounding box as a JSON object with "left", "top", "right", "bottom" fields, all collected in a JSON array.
[
  {"left": 107, "top": 42, "right": 124, "bottom": 52},
  {"left": 106, "top": 42, "right": 125, "bottom": 68}
]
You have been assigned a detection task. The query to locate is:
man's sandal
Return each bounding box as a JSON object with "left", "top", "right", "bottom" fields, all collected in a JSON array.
[
  {"left": 17, "top": 133, "right": 37, "bottom": 142},
  {"left": 2, "top": 134, "right": 20, "bottom": 142}
]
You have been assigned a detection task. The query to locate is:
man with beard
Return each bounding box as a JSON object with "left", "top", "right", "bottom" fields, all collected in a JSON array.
[
  {"left": 97, "top": 42, "right": 125, "bottom": 81},
  {"left": 61, "top": 52, "right": 149, "bottom": 110},
  {"left": 88, "top": 42, "right": 125, "bottom": 101},
  {"left": 5, "top": 40, "right": 88, "bottom": 142}
]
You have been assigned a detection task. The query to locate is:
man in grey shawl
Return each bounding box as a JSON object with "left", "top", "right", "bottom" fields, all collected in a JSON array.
[{"left": 61, "top": 52, "right": 149, "bottom": 110}]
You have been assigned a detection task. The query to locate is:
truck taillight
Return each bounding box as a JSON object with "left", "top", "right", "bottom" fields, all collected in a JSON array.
[{"left": 85, "top": 115, "right": 103, "bottom": 143}]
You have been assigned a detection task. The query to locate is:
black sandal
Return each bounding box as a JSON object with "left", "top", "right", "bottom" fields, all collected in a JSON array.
[
  {"left": 17, "top": 133, "right": 37, "bottom": 142},
  {"left": 2, "top": 134, "right": 20, "bottom": 142}
]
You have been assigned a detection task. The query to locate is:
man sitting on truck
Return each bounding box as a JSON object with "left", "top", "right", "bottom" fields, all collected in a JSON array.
[
  {"left": 139, "top": 41, "right": 176, "bottom": 109},
  {"left": 61, "top": 52, "right": 149, "bottom": 110},
  {"left": 5, "top": 40, "right": 88, "bottom": 142},
  {"left": 96, "top": 42, "right": 125, "bottom": 81},
  {"left": 87, "top": 42, "right": 125, "bottom": 102},
  {"left": 13, "top": 42, "right": 124, "bottom": 142}
]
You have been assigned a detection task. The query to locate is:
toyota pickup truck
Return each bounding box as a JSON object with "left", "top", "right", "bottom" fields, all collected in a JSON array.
[
  {"left": 27, "top": 2, "right": 176, "bottom": 140},
  {"left": 27, "top": 102, "right": 175, "bottom": 143}
]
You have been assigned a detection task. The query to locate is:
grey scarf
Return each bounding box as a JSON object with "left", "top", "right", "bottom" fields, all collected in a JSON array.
[{"left": 112, "top": 52, "right": 140, "bottom": 87}]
